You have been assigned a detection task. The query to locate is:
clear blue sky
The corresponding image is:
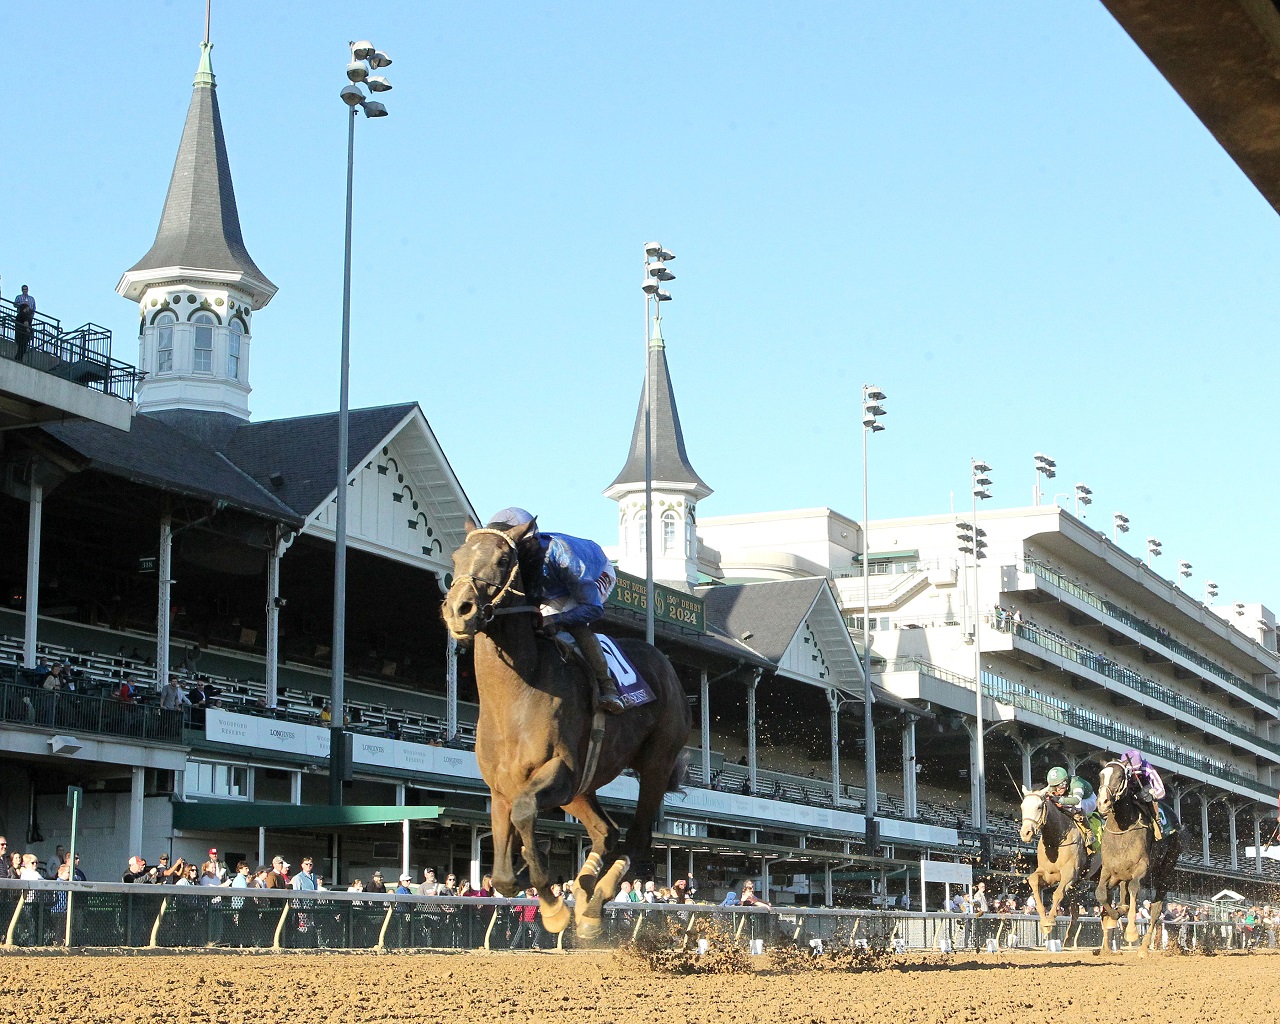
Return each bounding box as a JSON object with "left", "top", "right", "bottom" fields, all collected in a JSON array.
[{"left": 7, "top": 3, "right": 1280, "bottom": 607}]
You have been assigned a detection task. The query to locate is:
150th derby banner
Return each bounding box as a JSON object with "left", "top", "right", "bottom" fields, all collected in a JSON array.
[{"left": 608, "top": 569, "right": 705, "bottom": 631}]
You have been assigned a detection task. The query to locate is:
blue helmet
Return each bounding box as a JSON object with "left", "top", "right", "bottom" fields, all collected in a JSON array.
[{"left": 487, "top": 507, "right": 535, "bottom": 530}]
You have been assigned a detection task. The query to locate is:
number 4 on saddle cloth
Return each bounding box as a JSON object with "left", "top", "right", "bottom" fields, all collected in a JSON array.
[{"left": 552, "top": 632, "right": 656, "bottom": 710}]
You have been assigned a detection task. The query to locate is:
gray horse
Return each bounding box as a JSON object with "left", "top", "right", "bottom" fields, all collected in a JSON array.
[{"left": 1094, "top": 759, "right": 1180, "bottom": 956}]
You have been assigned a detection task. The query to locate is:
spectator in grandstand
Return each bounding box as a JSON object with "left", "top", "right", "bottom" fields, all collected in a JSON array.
[
  {"left": 290, "top": 857, "right": 318, "bottom": 891},
  {"left": 395, "top": 872, "right": 414, "bottom": 897},
  {"left": 0, "top": 837, "right": 11, "bottom": 879},
  {"left": 199, "top": 861, "right": 223, "bottom": 886},
  {"left": 347, "top": 877, "right": 365, "bottom": 892},
  {"left": 123, "top": 856, "right": 160, "bottom": 883},
  {"left": 252, "top": 866, "right": 270, "bottom": 888},
  {"left": 642, "top": 879, "right": 657, "bottom": 903},
  {"left": 419, "top": 867, "right": 441, "bottom": 895},
  {"left": 671, "top": 877, "right": 691, "bottom": 903},
  {"left": 740, "top": 880, "right": 771, "bottom": 909},
  {"left": 266, "top": 856, "right": 289, "bottom": 888},
  {"left": 160, "top": 677, "right": 191, "bottom": 711},
  {"left": 613, "top": 880, "right": 633, "bottom": 902},
  {"left": 18, "top": 854, "right": 42, "bottom": 881},
  {"left": 45, "top": 845, "right": 66, "bottom": 878},
  {"left": 116, "top": 676, "right": 138, "bottom": 703},
  {"left": 9, "top": 851, "right": 22, "bottom": 877},
  {"left": 175, "top": 863, "right": 199, "bottom": 886},
  {"left": 442, "top": 872, "right": 459, "bottom": 895},
  {"left": 231, "top": 861, "right": 251, "bottom": 888},
  {"left": 477, "top": 873, "right": 495, "bottom": 898},
  {"left": 366, "top": 869, "right": 386, "bottom": 894}
]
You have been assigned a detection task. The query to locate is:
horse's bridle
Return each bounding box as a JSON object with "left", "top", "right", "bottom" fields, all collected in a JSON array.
[
  {"left": 1099, "top": 759, "right": 1150, "bottom": 835},
  {"left": 1021, "top": 794, "right": 1047, "bottom": 838},
  {"left": 452, "top": 528, "right": 539, "bottom": 624}
]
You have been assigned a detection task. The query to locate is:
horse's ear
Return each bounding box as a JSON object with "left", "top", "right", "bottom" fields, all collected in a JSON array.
[
  {"left": 464, "top": 517, "right": 478, "bottom": 535},
  {"left": 509, "top": 517, "right": 539, "bottom": 545},
  {"left": 1021, "top": 785, "right": 1032, "bottom": 797}
]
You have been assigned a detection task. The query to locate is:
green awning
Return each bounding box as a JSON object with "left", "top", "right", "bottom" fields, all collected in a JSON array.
[{"left": 173, "top": 802, "right": 443, "bottom": 831}]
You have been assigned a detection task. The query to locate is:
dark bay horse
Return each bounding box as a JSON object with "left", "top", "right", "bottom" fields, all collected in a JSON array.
[
  {"left": 1095, "top": 759, "right": 1180, "bottom": 956},
  {"left": 1019, "top": 787, "right": 1098, "bottom": 937},
  {"left": 441, "top": 519, "right": 692, "bottom": 939}
]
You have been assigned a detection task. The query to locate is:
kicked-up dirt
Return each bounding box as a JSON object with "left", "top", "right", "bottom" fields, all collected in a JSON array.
[{"left": 0, "top": 947, "right": 1271, "bottom": 1024}]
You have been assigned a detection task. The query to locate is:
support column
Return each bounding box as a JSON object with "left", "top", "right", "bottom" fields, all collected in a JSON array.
[
  {"left": 700, "top": 670, "right": 711, "bottom": 786},
  {"left": 157, "top": 512, "right": 173, "bottom": 691},
  {"left": 1064, "top": 751, "right": 1079, "bottom": 776},
  {"left": 23, "top": 482, "right": 42, "bottom": 668},
  {"left": 470, "top": 825, "right": 482, "bottom": 889},
  {"left": 1254, "top": 811, "right": 1264, "bottom": 875},
  {"left": 1228, "top": 803, "right": 1239, "bottom": 870},
  {"left": 825, "top": 862, "right": 833, "bottom": 907},
  {"left": 258, "top": 827, "right": 266, "bottom": 868},
  {"left": 264, "top": 527, "right": 282, "bottom": 708},
  {"left": 902, "top": 717, "right": 918, "bottom": 819},
  {"left": 828, "top": 689, "right": 842, "bottom": 807},
  {"left": 1200, "top": 793, "right": 1211, "bottom": 865},
  {"left": 746, "top": 670, "right": 760, "bottom": 794},
  {"left": 1009, "top": 734, "right": 1033, "bottom": 790},
  {"left": 446, "top": 635, "right": 458, "bottom": 741},
  {"left": 402, "top": 818, "right": 411, "bottom": 879},
  {"left": 965, "top": 722, "right": 981, "bottom": 829},
  {"left": 129, "top": 766, "right": 145, "bottom": 857}
]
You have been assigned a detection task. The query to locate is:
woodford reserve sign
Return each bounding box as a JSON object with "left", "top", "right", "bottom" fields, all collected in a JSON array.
[{"left": 608, "top": 569, "right": 705, "bottom": 631}]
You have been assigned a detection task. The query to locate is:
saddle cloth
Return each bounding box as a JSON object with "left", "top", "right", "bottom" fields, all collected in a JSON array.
[{"left": 557, "top": 632, "right": 655, "bottom": 710}]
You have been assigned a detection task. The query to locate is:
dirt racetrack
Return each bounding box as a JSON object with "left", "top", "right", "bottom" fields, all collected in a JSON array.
[{"left": 0, "top": 948, "right": 1270, "bottom": 1024}]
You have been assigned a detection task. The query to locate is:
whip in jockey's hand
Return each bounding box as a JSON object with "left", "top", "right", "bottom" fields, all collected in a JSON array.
[{"left": 488, "top": 508, "right": 625, "bottom": 715}]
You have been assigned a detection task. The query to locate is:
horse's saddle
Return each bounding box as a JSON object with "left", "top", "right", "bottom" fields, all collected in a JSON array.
[{"left": 552, "top": 632, "right": 656, "bottom": 710}]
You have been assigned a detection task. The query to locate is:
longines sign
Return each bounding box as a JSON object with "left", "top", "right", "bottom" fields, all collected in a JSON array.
[{"left": 204, "top": 710, "right": 481, "bottom": 780}]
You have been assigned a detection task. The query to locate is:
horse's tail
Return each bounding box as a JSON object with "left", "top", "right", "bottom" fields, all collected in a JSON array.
[{"left": 666, "top": 748, "right": 691, "bottom": 794}]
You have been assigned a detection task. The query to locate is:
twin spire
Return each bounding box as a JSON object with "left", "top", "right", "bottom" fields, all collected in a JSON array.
[{"left": 120, "top": 38, "right": 275, "bottom": 306}]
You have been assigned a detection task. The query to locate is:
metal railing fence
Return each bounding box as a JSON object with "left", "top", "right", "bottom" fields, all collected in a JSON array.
[
  {"left": 0, "top": 880, "right": 1240, "bottom": 953},
  {"left": 0, "top": 298, "right": 143, "bottom": 402},
  {"left": 0, "top": 677, "right": 184, "bottom": 744}
]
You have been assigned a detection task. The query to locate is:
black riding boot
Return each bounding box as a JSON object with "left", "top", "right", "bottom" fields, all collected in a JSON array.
[{"left": 568, "top": 625, "right": 624, "bottom": 714}]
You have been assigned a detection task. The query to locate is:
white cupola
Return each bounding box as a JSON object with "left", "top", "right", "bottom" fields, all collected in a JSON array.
[
  {"left": 116, "top": 41, "right": 276, "bottom": 422},
  {"left": 603, "top": 316, "right": 712, "bottom": 586}
]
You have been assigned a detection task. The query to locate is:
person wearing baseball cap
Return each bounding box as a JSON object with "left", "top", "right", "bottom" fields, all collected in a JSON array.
[{"left": 367, "top": 869, "right": 387, "bottom": 894}]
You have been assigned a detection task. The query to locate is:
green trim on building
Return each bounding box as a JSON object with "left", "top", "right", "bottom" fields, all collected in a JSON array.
[{"left": 173, "top": 802, "right": 442, "bottom": 831}]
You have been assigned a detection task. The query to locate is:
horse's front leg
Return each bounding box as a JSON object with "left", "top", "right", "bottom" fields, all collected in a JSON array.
[
  {"left": 1123, "top": 878, "right": 1141, "bottom": 944},
  {"left": 1027, "top": 871, "right": 1051, "bottom": 936},
  {"left": 511, "top": 759, "right": 576, "bottom": 934},
  {"left": 562, "top": 793, "right": 619, "bottom": 940},
  {"left": 1094, "top": 875, "right": 1116, "bottom": 957},
  {"left": 489, "top": 794, "right": 521, "bottom": 897}
]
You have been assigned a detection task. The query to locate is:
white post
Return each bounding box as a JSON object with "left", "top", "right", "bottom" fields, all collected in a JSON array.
[
  {"left": 828, "top": 689, "right": 841, "bottom": 807},
  {"left": 967, "top": 722, "right": 981, "bottom": 829},
  {"left": 23, "top": 482, "right": 42, "bottom": 669},
  {"left": 401, "top": 818, "right": 410, "bottom": 879},
  {"left": 746, "top": 672, "right": 759, "bottom": 794},
  {"left": 258, "top": 827, "right": 266, "bottom": 867},
  {"left": 971, "top": 480, "right": 986, "bottom": 834},
  {"left": 470, "top": 825, "right": 482, "bottom": 889},
  {"left": 825, "top": 863, "right": 833, "bottom": 907},
  {"left": 265, "top": 528, "right": 282, "bottom": 707},
  {"left": 129, "top": 766, "right": 145, "bottom": 857},
  {"left": 157, "top": 512, "right": 173, "bottom": 691},
  {"left": 902, "top": 717, "right": 918, "bottom": 819},
  {"left": 700, "top": 669, "right": 711, "bottom": 786},
  {"left": 1254, "top": 812, "right": 1263, "bottom": 875},
  {"left": 1228, "top": 804, "right": 1238, "bottom": 870},
  {"left": 446, "top": 635, "right": 458, "bottom": 741},
  {"left": 1200, "top": 794, "right": 1211, "bottom": 865}
]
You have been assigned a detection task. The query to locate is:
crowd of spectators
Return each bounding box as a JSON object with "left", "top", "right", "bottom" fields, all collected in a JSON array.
[{"left": 0, "top": 835, "right": 85, "bottom": 882}]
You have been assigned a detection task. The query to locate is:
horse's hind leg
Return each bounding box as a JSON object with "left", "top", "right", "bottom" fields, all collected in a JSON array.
[
  {"left": 1027, "top": 872, "right": 1051, "bottom": 936},
  {"left": 562, "top": 792, "right": 618, "bottom": 939},
  {"left": 511, "top": 760, "right": 576, "bottom": 934}
]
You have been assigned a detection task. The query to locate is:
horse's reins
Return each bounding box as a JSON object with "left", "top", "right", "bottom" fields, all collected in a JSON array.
[
  {"left": 454, "top": 528, "right": 539, "bottom": 622},
  {"left": 1099, "top": 761, "right": 1150, "bottom": 836},
  {"left": 455, "top": 528, "right": 606, "bottom": 798}
]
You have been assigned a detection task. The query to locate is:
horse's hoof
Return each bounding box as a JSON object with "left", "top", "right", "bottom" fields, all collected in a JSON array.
[
  {"left": 540, "top": 898, "right": 571, "bottom": 935},
  {"left": 1124, "top": 929, "right": 1139, "bottom": 944},
  {"left": 575, "top": 916, "right": 603, "bottom": 943}
]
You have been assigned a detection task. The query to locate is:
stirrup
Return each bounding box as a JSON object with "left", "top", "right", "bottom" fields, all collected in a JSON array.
[{"left": 597, "top": 680, "right": 624, "bottom": 715}]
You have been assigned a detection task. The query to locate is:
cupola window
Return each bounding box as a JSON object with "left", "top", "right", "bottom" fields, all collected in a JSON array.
[
  {"left": 193, "top": 312, "right": 215, "bottom": 372},
  {"left": 156, "top": 312, "right": 176, "bottom": 373}
]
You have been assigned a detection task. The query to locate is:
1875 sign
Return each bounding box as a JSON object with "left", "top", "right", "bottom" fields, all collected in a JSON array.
[{"left": 608, "top": 570, "right": 704, "bottom": 632}]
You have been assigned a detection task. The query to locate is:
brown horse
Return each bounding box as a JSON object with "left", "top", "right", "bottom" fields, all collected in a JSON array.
[
  {"left": 440, "top": 519, "right": 692, "bottom": 939},
  {"left": 1094, "top": 759, "right": 1180, "bottom": 956},
  {"left": 1019, "top": 787, "right": 1097, "bottom": 938}
]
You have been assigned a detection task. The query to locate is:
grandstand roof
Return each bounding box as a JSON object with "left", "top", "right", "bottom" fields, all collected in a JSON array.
[
  {"left": 38, "top": 414, "right": 301, "bottom": 525},
  {"left": 223, "top": 403, "right": 419, "bottom": 517}
]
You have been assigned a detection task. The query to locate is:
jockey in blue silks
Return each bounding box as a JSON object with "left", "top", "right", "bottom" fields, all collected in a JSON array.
[{"left": 487, "top": 507, "right": 624, "bottom": 714}]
